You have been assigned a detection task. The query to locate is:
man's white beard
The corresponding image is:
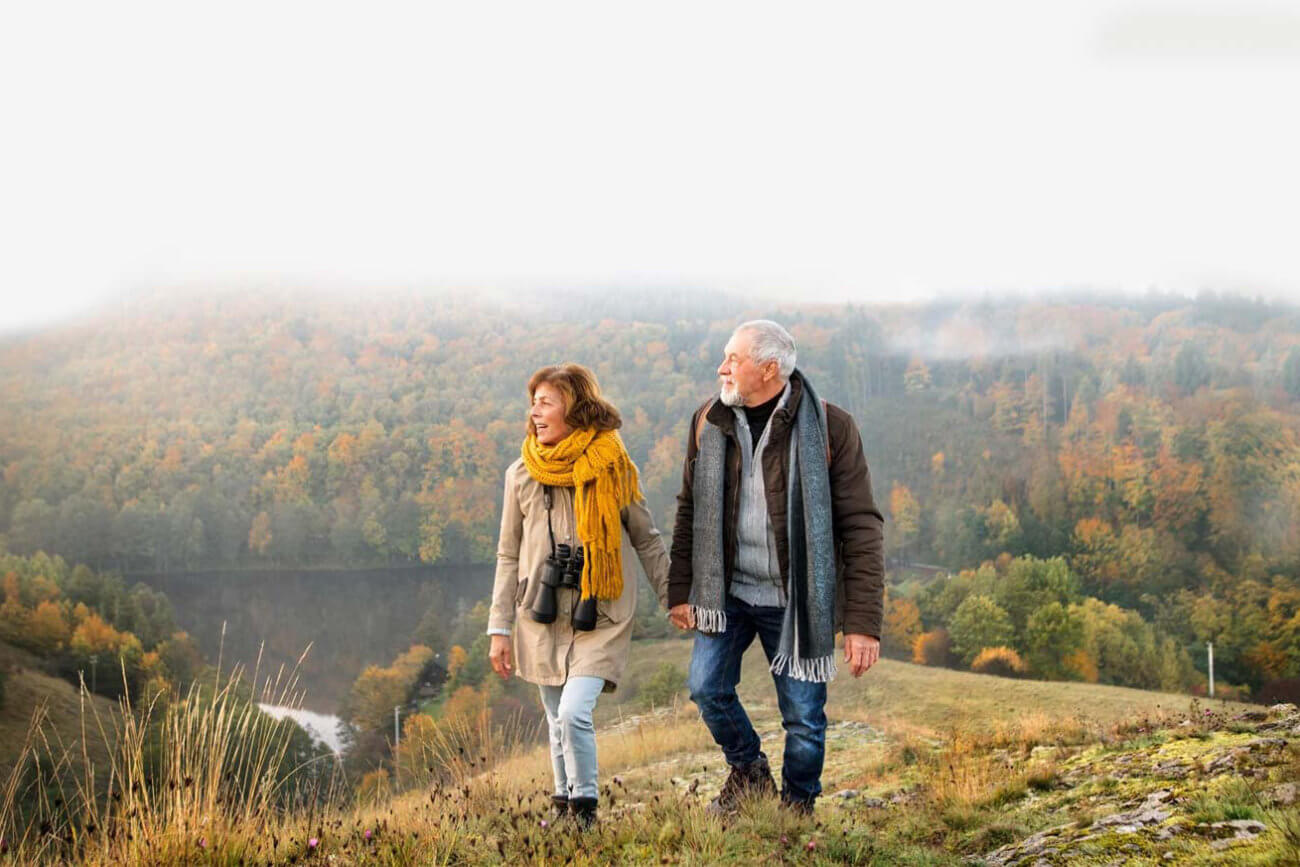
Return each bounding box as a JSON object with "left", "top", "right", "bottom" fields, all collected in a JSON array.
[{"left": 719, "top": 383, "right": 745, "bottom": 406}]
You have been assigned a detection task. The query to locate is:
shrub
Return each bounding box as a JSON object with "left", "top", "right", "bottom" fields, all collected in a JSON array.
[
  {"left": 970, "top": 646, "right": 1026, "bottom": 678},
  {"left": 356, "top": 768, "right": 392, "bottom": 805},
  {"left": 639, "top": 662, "right": 686, "bottom": 708},
  {"left": 1063, "top": 648, "right": 1099, "bottom": 683},
  {"left": 912, "top": 628, "right": 952, "bottom": 667}
]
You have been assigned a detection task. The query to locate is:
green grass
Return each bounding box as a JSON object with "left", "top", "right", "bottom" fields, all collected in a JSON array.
[{"left": 1187, "top": 778, "right": 1262, "bottom": 824}]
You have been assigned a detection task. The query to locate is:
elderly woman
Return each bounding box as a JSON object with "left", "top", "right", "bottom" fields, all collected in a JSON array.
[{"left": 487, "top": 363, "right": 669, "bottom": 829}]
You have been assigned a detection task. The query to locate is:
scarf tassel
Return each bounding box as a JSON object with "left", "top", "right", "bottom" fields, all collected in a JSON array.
[
  {"left": 770, "top": 653, "right": 837, "bottom": 684},
  {"left": 690, "top": 605, "right": 728, "bottom": 634}
]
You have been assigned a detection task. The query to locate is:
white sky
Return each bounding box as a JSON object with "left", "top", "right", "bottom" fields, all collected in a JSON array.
[{"left": 3, "top": 1, "right": 1300, "bottom": 332}]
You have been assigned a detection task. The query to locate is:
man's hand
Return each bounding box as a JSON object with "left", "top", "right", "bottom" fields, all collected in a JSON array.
[
  {"left": 843, "top": 634, "right": 879, "bottom": 678},
  {"left": 669, "top": 603, "right": 696, "bottom": 631},
  {"left": 489, "top": 634, "right": 513, "bottom": 680}
]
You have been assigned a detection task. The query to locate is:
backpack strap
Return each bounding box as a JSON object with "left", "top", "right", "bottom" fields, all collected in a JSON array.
[{"left": 696, "top": 396, "right": 833, "bottom": 467}]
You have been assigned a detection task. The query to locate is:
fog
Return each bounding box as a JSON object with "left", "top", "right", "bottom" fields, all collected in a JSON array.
[{"left": 3, "top": 2, "right": 1299, "bottom": 334}]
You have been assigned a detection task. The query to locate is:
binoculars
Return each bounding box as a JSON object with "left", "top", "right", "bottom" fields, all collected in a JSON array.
[{"left": 530, "top": 543, "right": 597, "bottom": 631}]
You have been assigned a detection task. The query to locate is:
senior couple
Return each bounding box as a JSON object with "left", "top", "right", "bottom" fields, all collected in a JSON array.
[{"left": 486, "top": 320, "right": 884, "bottom": 828}]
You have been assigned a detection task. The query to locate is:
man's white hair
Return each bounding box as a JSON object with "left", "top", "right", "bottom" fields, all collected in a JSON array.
[{"left": 735, "top": 319, "right": 797, "bottom": 379}]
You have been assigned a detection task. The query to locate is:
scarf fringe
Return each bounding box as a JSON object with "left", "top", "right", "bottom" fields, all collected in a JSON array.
[
  {"left": 690, "top": 605, "right": 727, "bottom": 634},
  {"left": 770, "top": 653, "right": 838, "bottom": 684}
]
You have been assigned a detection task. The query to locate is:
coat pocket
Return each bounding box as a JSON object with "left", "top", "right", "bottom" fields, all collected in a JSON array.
[{"left": 595, "top": 578, "right": 636, "bottom": 626}]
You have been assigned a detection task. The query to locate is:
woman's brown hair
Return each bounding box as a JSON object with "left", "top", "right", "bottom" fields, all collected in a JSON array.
[{"left": 527, "top": 363, "right": 622, "bottom": 436}]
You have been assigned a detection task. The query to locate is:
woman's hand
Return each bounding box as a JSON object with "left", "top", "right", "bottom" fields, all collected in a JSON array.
[{"left": 489, "top": 634, "right": 513, "bottom": 679}]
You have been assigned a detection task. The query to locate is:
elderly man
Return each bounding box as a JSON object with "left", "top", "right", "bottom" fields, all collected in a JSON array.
[{"left": 668, "top": 319, "right": 884, "bottom": 815}]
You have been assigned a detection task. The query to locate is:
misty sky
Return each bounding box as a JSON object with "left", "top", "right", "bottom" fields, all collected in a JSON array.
[{"left": 3, "top": 1, "right": 1300, "bottom": 332}]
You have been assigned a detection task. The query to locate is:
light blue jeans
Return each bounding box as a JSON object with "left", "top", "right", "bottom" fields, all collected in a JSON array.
[{"left": 538, "top": 676, "right": 605, "bottom": 800}]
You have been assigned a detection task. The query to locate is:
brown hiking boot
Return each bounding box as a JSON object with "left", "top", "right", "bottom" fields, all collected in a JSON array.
[{"left": 706, "top": 754, "right": 776, "bottom": 816}]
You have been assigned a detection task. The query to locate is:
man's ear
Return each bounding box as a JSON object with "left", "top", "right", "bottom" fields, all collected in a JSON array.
[{"left": 763, "top": 361, "right": 778, "bottom": 383}]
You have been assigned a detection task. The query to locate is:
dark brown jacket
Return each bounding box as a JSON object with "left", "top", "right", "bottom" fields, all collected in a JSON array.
[{"left": 667, "top": 372, "right": 885, "bottom": 638}]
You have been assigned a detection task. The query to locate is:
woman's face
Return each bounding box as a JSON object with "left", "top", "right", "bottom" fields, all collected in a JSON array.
[{"left": 531, "top": 382, "right": 572, "bottom": 446}]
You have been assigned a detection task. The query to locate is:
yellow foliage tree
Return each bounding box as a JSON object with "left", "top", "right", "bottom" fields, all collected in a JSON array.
[
  {"left": 882, "top": 596, "right": 923, "bottom": 659},
  {"left": 889, "top": 483, "right": 921, "bottom": 561},
  {"left": 446, "top": 645, "right": 468, "bottom": 681},
  {"left": 912, "top": 629, "right": 951, "bottom": 667},
  {"left": 26, "top": 600, "right": 70, "bottom": 652}
]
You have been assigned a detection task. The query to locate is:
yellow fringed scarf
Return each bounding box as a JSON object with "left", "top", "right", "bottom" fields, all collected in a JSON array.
[{"left": 521, "top": 428, "right": 641, "bottom": 601}]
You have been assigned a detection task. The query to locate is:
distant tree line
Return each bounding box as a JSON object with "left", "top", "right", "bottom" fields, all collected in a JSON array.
[{"left": 4, "top": 289, "right": 1300, "bottom": 695}]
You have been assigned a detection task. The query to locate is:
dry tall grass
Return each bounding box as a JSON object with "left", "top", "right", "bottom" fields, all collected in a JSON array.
[{"left": 1, "top": 644, "right": 346, "bottom": 864}]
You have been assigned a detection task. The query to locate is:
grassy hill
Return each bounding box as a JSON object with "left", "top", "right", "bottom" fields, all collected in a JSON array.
[
  {"left": 346, "top": 641, "right": 1297, "bottom": 865},
  {"left": 0, "top": 641, "right": 121, "bottom": 832},
  {"left": 3, "top": 638, "right": 1298, "bottom": 864}
]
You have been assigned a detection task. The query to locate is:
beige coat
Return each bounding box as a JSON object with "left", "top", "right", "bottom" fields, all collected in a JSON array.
[{"left": 489, "top": 457, "right": 670, "bottom": 691}]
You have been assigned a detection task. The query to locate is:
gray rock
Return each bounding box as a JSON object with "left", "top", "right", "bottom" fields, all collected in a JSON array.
[
  {"left": 1268, "top": 702, "right": 1297, "bottom": 716},
  {"left": 1246, "top": 737, "right": 1286, "bottom": 750},
  {"left": 834, "top": 788, "right": 859, "bottom": 799},
  {"left": 1270, "top": 782, "right": 1297, "bottom": 805},
  {"left": 1234, "top": 710, "right": 1269, "bottom": 722},
  {"left": 1205, "top": 748, "right": 1247, "bottom": 774},
  {"left": 1095, "top": 806, "right": 1170, "bottom": 828},
  {"left": 1196, "top": 819, "right": 1267, "bottom": 841},
  {"left": 1153, "top": 760, "right": 1193, "bottom": 778},
  {"left": 859, "top": 797, "right": 887, "bottom": 809}
]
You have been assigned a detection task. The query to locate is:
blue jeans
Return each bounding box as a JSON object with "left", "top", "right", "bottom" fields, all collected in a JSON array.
[
  {"left": 687, "top": 594, "right": 828, "bottom": 804},
  {"left": 538, "top": 676, "right": 605, "bottom": 801}
]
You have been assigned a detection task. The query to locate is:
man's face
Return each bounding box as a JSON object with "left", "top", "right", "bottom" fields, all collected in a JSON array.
[{"left": 717, "top": 330, "right": 775, "bottom": 407}]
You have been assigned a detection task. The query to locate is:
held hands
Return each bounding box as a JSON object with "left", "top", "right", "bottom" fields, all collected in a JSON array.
[
  {"left": 843, "top": 634, "right": 879, "bottom": 678},
  {"left": 668, "top": 603, "right": 695, "bottom": 631},
  {"left": 489, "top": 634, "right": 513, "bottom": 679}
]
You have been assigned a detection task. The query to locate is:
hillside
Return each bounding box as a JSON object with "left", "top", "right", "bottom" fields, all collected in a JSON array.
[
  {"left": 3, "top": 637, "right": 1296, "bottom": 864},
  {"left": 360, "top": 641, "right": 1300, "bottom": 865},
  {"left": 0, "top": 641, "right": 119, "bottom": 800}
]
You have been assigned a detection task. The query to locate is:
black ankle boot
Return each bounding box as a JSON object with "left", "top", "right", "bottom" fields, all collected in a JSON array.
[
  {"left": 569, "top": 796, "right": 598, "bottom": 830},
  {"left": 549, "top": 795, "right": 570, "bottom": 819}
]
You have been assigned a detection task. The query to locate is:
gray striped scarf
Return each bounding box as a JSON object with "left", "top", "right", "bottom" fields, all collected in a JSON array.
[{"left": 689, "top": 372, "right": 838, "bottom": 683}]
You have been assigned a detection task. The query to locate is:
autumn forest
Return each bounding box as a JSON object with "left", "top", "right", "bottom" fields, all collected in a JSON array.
[{"left": 3, "top": 287, "right": 1300, "bottom": 705}]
